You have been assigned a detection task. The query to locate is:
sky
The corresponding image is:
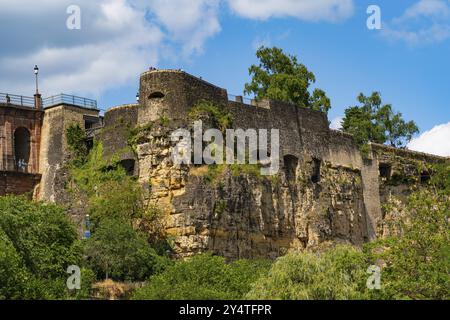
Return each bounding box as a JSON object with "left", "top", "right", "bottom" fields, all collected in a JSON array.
[{"left": 0, "top": 0, "right": 449, "bottom": 156}]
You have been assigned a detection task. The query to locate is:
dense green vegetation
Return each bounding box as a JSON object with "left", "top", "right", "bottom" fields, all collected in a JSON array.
[
  {"left": 133, "top": 254, "right": 271, "bottom": 300},
  {"left": 342, "top": 92, "right": 419, "bottom": 152},
  {"left": 188, "top": 100, "right": 234, "bottom": 132},
  {"left": 0, "top": 196, "right": 93, "bottom": 299},
  {"left": 67, "top": 136, "right": 171, "bottom": 283},
  {"left": 244, "top": 46, "right": 331, "bottom": 114}
]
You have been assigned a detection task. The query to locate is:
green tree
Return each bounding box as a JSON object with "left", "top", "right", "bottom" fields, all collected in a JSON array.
[
  {"left": 342, "top": 92, "right": 419, "bottom": 150},
  {"left": 366, "top": 163, "right": 450, "bottom": 300},
  {"left": 66, "top": 124, "right": 89, "bottom": 166},
  {"left": 244, "top": 46, "right": 331, "bottom": 114},
  {"left": 83, "top": 219, "right": 170, "bottom": 282},
  {"left": 246, "top": 245, "right": 370, "bottom": 300},
  {"left": 132, "top": 254, "right": 271, "bottom": 300},
  {"left": 69, "top": 142, "right": 167, "bottom": 247},
  {"left": 0, "top": 196, "right": 91, "bottom": 299}
]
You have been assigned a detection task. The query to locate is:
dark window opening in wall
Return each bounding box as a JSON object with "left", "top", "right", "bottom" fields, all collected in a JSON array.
[
  {"left": 14, "top": 127, "right": 31, "bottom": 172},
  {"left": 379, "top": 163, "right": 392, "bottom": 180},
  {"left": 84, "top": 115, "right": 100, "bottom": 130},
  {"left": 120, "top": 159, "right": 136, "bottom": 176},
  {"left": 311, "top": 158, "right": 321, "bottom": 183},
  {"left": 84, "top": 120, "right": 95, "bottom": 129},
  {"left": 86, "top": 138, "right": 94, "bottom": 153},
  {"left": 420, "top": 171, "right": 431, "bottom": 183},
  {"left": 283, "top": 155, "right": 298, "bottom": 182},
  {"left": 148, "top": 92, "right": 165, "bottom": 99}
]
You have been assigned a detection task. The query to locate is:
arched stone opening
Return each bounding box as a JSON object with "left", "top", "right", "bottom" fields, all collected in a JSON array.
[{"left": 14, "top": 127, "right": 31, "bottom": 172}]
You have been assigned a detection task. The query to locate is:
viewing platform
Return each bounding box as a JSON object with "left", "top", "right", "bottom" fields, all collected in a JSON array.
[
  {"left": 0, "top": 92, "right": 98, "bottom": 110},
  {"left": 43, "top": 93, "right": 98, "bottom": 110}
]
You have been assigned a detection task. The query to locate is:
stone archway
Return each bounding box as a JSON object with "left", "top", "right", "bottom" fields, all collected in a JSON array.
[{"left": 14, "top": 127, "right": 31, "bottom": 172}]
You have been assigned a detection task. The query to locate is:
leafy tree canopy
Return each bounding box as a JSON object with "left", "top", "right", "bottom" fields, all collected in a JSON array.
[
  {"left": 0, "top": 196, "right": 92, "bottom": 299},
  {"left": 244, "top": 46, "right": 331, "bottom": 114},
  {"left": 84, "top": 219, "right": 170, "bottom": 282},
  {"left": 342, "top": 92, "right": 419, "bottom": 149},
  {"left": 132, "top": 254, "right": 271, "bottom": 300}
]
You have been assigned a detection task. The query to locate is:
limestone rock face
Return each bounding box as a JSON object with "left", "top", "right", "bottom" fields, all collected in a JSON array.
[{"left": 136, "top": 123, "right": 369, "bottom": 260}]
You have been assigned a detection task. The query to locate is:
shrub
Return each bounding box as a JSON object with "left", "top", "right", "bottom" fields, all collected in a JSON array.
[
  {"left": 246, "top": 245, "right": 369, "bottom": 300},
  {"left": 0, "top": 196, "right": 90, "bottom": 299},
  {"left": 83, "top": 219, "right": 171, "bottom": 282},
  {"left": 132, "top": 254, "right": 271, "bottom": 300}
]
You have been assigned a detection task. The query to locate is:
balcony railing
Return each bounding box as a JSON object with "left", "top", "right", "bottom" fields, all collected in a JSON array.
[
  {"left": 0, "top": 93, "right": 36, "bottom": 108},
  {"left": 43, "top": 94, "right": 98, "bottom": 110}
]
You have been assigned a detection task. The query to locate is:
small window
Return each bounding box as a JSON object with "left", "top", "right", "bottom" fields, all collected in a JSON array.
[
  {"left": 148, "top": 92, "right": 165, "bottom": 99},
  {"left": 379, "top": 163, "right": 392, "bottom": 180},
  {"left": 311, "top": 158, "right": 321, "bottom": 183}
]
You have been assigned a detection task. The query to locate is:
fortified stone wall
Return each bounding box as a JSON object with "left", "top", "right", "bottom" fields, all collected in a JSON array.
[
  {"left": 38, "top": 104, "right": 99, "bottom": 202},
  {"left": 30, "top": 69, "right": 447, "bottom": 260},
  {"left": 95, "top": 70, "right": 373, "bottom": 258}
]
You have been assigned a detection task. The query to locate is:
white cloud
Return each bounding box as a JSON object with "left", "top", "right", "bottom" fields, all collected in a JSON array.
[
  {"left": 144, "top": 0, "right": 221, "bottom": 55},
  {"left": 383, "top": 0, "right": 450, "bottom": 45},
  {"left": 0, "top": 0, "right": 356, "bottom": 97},
  {"left": 408, "top": 122, "right": 450, "bottom": 157},
  {"left": 330, "top": 116, "right": 343, "bottom": 130},
  {"left": 0, "top": 0, "right": 164, "bottom": 96},
  {"left": 227, "top": 0, "right": 354, "bottom": 22}
]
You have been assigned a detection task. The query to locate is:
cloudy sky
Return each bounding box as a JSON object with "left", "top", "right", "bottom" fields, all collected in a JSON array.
[{"left": 0, "top": 0, "right": 449, "bottom": 156}]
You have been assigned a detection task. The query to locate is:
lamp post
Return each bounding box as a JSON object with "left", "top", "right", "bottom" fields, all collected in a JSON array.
[
  {"left": 34, "top": 65, "right": 39, "bottom": 94},
  {"left": 33, "top": 65, "right": 42, "bottom": 109}
]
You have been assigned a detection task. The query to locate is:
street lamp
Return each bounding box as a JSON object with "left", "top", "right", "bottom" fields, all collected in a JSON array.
[
  {"left": 33, "top": 65, "right": 42, "bottom": 109},
  {"left": 33, "top": 65, "right": 39, "bottom": 94},
  {"left": 136, "top": 92, "right": 140, "bottom": 103}
]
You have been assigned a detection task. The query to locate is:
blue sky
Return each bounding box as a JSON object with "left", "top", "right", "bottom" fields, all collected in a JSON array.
[{"left": 1, "top": 0, "right": 449, "bottom": 155}]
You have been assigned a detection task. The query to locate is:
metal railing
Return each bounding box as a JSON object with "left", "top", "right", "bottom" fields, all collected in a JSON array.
[
  {"left": 0, "top": 93, "right": 36, "bottom": 108},
  {"left": 43, "top": 93, "right": 98, "bottom": 110}
]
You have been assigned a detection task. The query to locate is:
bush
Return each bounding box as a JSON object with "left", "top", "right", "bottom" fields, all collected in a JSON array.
[
  {"left": 247, "top": 245, "right": 369, "bottom": 300},
  {"left": 0, "top": 196, "right": 90, "bottom": 299},
  {"left": 132, "top": 254, "right": 271, "bottom": 300},
  {"left": 84, "top": 219, "right": 171, "bottom": 282}
]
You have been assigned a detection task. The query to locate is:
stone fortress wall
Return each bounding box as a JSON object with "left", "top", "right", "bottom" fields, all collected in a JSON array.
[
  {"left": 3, "top": 69, "right": 446, "bottom": 260},
  {"left": 95, "top": 70, "right": 447, "bottom": 259}
]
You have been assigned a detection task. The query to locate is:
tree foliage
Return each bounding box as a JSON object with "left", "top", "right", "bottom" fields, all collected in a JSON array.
[
  {"left": 83, "top": 219, "right": 170, "bottom": 282},
  {"left": 132, "top": 254, "right": 271, "bottom": 300},
  {"left": 69, "top": 142, "right": 167, "bottom": 246},
  {"left": 244, "top": 46, "right": 331, "bottom": 114},
  {"left": 342, "top": 92, "right": 419, "bottom": 149},
  {"left": 66, "top": 124, "right": 89, "bottom": 166},
  {"left": 247, "top": 245, "right": 370, "bottom": 300},
  {"left": 0, "top": 196, "right": 92, "bottom": 299}
]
